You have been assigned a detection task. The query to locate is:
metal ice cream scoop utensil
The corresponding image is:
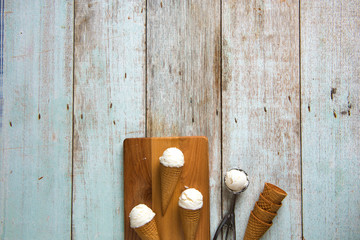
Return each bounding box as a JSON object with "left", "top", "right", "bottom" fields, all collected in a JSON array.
[{"left": 213, "top": 168, "right": 249, "bottom": 240}]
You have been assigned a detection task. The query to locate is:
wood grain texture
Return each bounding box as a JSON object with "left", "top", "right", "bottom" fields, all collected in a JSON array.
[
  {"left": 146, "top": 0, "right": 221, "bottom": 236},
  {"left": 124, "top": 137, "right": 210, "bottom": 240},
  {"left": 124, "top": 138, "right": 153, "bottom": 240},
  {"left": 301, "top": 1, "right": 360, "bottom": 239},
  {"left": 73, "top": 0, "right": 146, "bottom": 239},
  {"left": 0, "top": 0, "right": 3, "bottom": 128},
  {"left": 222, "top": 0, "right": 301, "bottom": 239},
  {"left": 0, "top": 0, "right": 73, "bottom": 239},
  {"left": 2, "top": 1, "right": 360, "bottom": 239}
]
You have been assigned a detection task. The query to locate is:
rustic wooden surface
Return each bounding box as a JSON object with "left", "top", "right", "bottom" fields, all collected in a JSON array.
[
  {"left": 301, "top": 0, "right": 360, "bottom": 239},
  {"left": 146, "top": 0, "right": 222, "bottom": 236},
  {"left": 124, "top": 137, "right": 210, "bottom": 240},
  {"left": 73, "top": 0, "right": 146, "bottom": 239},
  {"left": 0, "top": 0, "right": 73, "bottom": 239},
  {"left": 1, "top": 0, "right": 359, "bottom": 239},
  {"left": 222, "top": 0, "right": 301, "bottom": 239}
]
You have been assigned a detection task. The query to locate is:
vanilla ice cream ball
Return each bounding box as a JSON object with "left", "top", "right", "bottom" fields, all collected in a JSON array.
[
  {"left": 225, "top": 169, "right": 249, "bottom": 192},
  {"left": 129, "top": 204, "right": 156, "bottom": 228},
  {"left": 159, "top": 147, "right": 184, "bottom": 167},
  {"left": 178, "top": 188, "right": 203, "bottom": 210}
]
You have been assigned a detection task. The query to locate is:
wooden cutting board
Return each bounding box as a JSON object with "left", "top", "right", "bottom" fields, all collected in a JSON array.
[{"left": 123, "top": 136, "right": 210, "bottom": 240}]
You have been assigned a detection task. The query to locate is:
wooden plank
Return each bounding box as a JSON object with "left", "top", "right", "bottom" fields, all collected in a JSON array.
[
  {"left": 73, "top": 0, "right": 146, "bottom": 239},
  {"left": 0, "top": 0, "right": 3, "bottom": 128},
  {"left": 146, "top": 0, "right": 221, "bottom": 236},
  {"left": 0, "top": 0, "right": 73, "bottom": 239},
  {"left": 124, "top": 138, "right": 152, "bottom": 240},
  {"left": 222, "top": 0, "right": 301, "bottom": 239},
  {"left": 301, "top": 1, "right": 360, "bottom": 239},
  {"left": 124, "top": 137, "right": 210, "bottom": 240}
]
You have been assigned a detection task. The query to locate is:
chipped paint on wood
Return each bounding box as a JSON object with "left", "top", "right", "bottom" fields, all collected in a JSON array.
[
  {"left": 0, "top": 0, "right": 3, "bottom": 129},
  {"left": 146, "top": 0, "right": 222, "bottom": 236},
  {"left": 0, "top": 0, "right": 73, "bottom": 239},
  {"left": 1, "top": 0, "right": 359, "bottom": 239},
  {"left": 72, "top": 0, "right": 146, "bottom": 239},
  {"left": 222, "top": 0, "right": 301, "bottom": 239},
  {"left": 301, "top": 1, "right": 360, "bottom": 239}
]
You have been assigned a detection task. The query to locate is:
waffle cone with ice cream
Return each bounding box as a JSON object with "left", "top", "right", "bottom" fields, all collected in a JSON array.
[
  {"left": 159, "top": 147, "right": 184, "bottom": 215},
  {"left": 129, "top": 204, "right": 160, "bottom": 240},
  {"left": 178, "top": 188, "right": 203, "bottom": 240}
]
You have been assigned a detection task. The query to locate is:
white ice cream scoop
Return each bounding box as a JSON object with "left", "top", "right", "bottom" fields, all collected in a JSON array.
[
  {"left": 213, "top": 168, "right": 249, "bottom": 240},
  {"left": 159, "top": 147, "right": 184, "bottom": 167},
  {"left": 178, "top": 188, "right": 203, "bottom": 210},
  {"left": 225, "top": 169, "right": 249, "bottom": 193},
  {"left": 129, "top": 204, "right": 156, "bottom": 228}
]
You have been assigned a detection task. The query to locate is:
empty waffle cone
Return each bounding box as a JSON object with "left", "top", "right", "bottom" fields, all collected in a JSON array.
[
  {"left": 160, "top": 164, "right": 183, "bottom": 215},
  {"left": 262, "top": 183, "right": 287, "bottom": 204},
  {"left": 179, "top": 207, "right": 201, "bottom": 240},
  {"left": 243, "top": 211, "right": 272, "bottom": 240},
  {"left": 133, "top": 218, "right": 160, "bottom": 240},
  {"left": 257, "top": 193, "right": 282, "bottom": 213},
  {"left": 253, "top": 203, "right": 277, "bottom": 223}
]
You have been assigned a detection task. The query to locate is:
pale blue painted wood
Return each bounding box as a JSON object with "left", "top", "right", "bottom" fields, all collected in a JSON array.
[
  {"left": 146, "top": 0, "right": 222, "bottom": 237},
  {"left": 222, "top": 0, "right": 301, "bottom": 239},
  {"left": 0, "top": 0, "right": 73, "bottom": 239},
  {"left": 2, "top": 1, "right": 359, "bottom": 239},
  {"left": 72, "top": 1, "right": 146, "bottom": 239},
  {"left": 0, "top": 0, "right": 3, "bottom": 128},
  {"left": 301, "top": 1, "right": 360, "bottom": 239}
]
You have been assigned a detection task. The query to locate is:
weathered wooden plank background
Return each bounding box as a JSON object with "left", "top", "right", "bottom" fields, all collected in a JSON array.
[
  {"left": 73, "top": 0, "right": 146, "bottom": 239},
  {"left": 146, "top": 0, "right": 221, "bottom": 235},
  {"left": 222, "top": 0, "right": 301, "bottom": 239},
  {"left": 0, "top": 0, "right": 73, "bottom": 239},
  {"left": 1, "top": 0, "right": 359, "bottom": 240},
  {"left": 301, "top": 0, "right": 360, "bottom": 239}
]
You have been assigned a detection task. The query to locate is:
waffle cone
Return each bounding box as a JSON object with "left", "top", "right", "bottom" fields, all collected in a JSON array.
[
  {"left": 133, "top": 218, "right": 160, "bottom": 240},
  {"left": 243, "top": 212, "right": 272, "bottom": 240},
  {"left": 262, "top": 183, "right": 287, "bottom": 204},
  {"left": 253, "top": 203, "right": 276, "bottom": 223},
  {"left": 257, "top": 193, "right": 282, "bottom": 213},
  {"left": 160, "top": 164, "right": 183, "bottom": 215},
  {"left": 179, "top": 207, "right": 201, "bottom": 240}
]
